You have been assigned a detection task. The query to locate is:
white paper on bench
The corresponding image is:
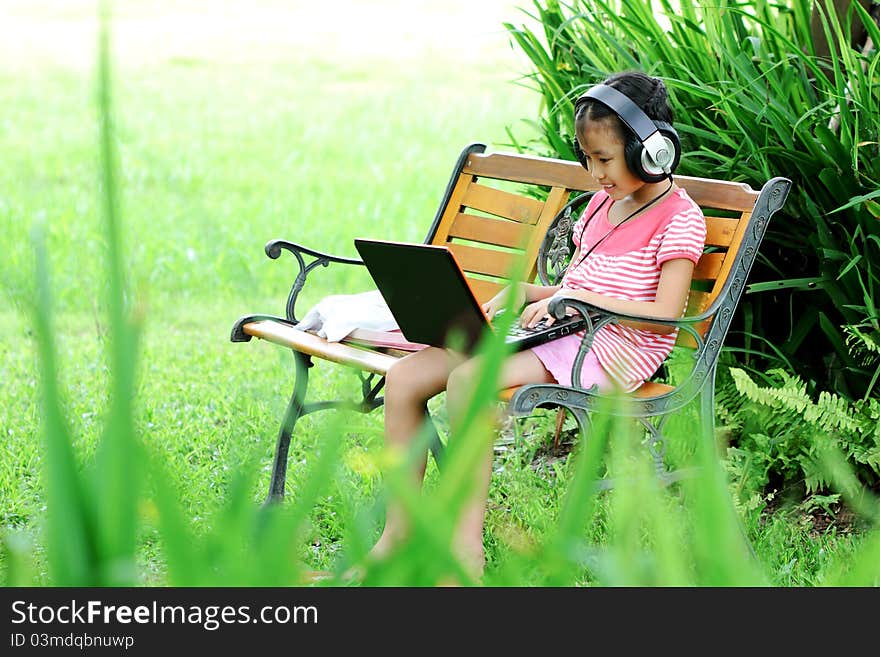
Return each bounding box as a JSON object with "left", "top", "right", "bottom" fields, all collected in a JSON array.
[{"left": 294, "top": 289, "right": 399, "bottom": 342}]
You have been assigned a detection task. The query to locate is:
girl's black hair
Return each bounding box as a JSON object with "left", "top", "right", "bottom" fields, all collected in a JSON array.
[{"left": 575, "top": 71, "right": 674, "bottom": 141}]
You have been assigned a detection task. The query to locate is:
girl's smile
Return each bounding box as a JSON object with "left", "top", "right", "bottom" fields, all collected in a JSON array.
[{"left": 577, "top": 118, "right": 670, "bottom": 205}]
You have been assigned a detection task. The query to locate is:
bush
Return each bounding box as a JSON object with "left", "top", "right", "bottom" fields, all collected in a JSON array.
[{"left": 504, "top": 0, "right": 880, "bottom": 401}]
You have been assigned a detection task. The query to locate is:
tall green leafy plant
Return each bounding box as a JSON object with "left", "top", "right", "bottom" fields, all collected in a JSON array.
[
  {"left": 504, "top": 0, "right": 880, "bottom": 400},
  {"left": 20, "top": 1, "right": 142, "bottom": 586}
]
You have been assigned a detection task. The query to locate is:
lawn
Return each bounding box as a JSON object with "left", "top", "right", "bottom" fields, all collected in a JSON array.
[{"left": 0, "top": 0, "right": 871, "bottom": 586}]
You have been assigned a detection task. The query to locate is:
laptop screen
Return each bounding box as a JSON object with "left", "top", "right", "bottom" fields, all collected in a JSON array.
[{"left": 353, "top": 238, "right": 489, "bottom": 351}]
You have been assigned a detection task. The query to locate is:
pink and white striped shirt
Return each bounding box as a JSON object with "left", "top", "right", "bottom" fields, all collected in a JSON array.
[{"left": 536, "top": 187, "right": 706, "bottom": 392}]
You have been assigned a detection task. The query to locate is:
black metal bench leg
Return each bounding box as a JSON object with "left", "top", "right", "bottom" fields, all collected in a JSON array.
[
  {"left": 698, "top": 366, "right": 758, "bottom": 559},
  {"left": 642, "top": 416, "right": 671, "bottom": 482},
  {"left": 265, "top": 350, "right": 311, "bottom": 505},
  {"left": 570, "top": 407, "right": 590, "bottom": 442},
  {"left": 699, "top": 364, "right": 717, "bottom": 446}
]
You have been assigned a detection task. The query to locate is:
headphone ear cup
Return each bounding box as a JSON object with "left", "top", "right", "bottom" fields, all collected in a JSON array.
[
  {"left": 654, "top": 121, "right": 681, "bottom": 175},
  {"left": 623, "top": 133, "right": 654, "bottom": 182},
  {"left": 624, "top": 122, "right": 681, "bottom": 183},
  {"left": 572, "top": 137, "right": 591, "bottom": 171}
]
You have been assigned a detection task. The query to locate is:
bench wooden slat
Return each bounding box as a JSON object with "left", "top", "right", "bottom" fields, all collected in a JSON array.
[
  {"left": 243, "top": 321, "right": 542, "bottom": 405},
  {"left": 681, "top": 177, "right": 759, "bottom": 211},
  {"left": 693, "top": 252, "right": 725, "bottom": 281},
  {"left": 687, "top": 290, "right": 712, "bottom": 315},
  {"left": 704, "top": 215, "right": 740, "bottom": 247},
  {"left": 461, "top": 182, "right": 544, "bottom": 225},
  {"left": 448, "top": 212, "right": 531, "bottom": 249},
  {"left": 464, "top": 151, "right": 597, "bottom": 190},
  {"left": 449, "top": 243, "right": 518, "bottom": 279},
  {"left": 673, "top": 290, "right": 714, "bottom": 348},
  {"left": 243, "top": 320, "right": 397, "bottom": 375},
  {"left": 464, "top": 152, "right": 760, "bottom": 212},
  {"left": 465, "top": 277, "right": 506, "bottom": 305},
  {"left": 705, "top": 211, "right": 753, "bottom": 306},
  {"left": 675, "top": 320, "right": 712, "bottom": 348},
  {"left": 633, "top": 381, "right": 675, "bottom": 398}
]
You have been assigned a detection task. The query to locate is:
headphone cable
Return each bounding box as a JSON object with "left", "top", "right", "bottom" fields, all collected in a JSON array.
[{"left": 570, "top": 179, "right": 674, "bottom": 271}]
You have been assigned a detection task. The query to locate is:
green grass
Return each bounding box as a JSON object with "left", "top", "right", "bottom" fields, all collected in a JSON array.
[
  {"left": 0, "top": 0, "right": 539, "bottom": 583},
  {"left": 1, "top": 0, "right": 877, "bottom": 587}
]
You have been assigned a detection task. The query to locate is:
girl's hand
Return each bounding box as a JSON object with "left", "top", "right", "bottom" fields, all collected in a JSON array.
[
  {"left": 481, "top": 284, "right": 525, "bottom": 320},
  {"left": 519, "top": 296, "right": 557, "bottom": 329}
]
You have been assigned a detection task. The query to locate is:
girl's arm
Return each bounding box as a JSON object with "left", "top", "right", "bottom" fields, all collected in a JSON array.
[
  {"left": 482, "top": 281, "right": 560, "bottom": 318},
  {"left": 522, "top": 282, "right": 561, "bottom": 303},
  {"left": 482, "top": 245, "right": 584, "bottom": 318},
  {"left": 520, "top": 257, "right": 696, "bottom": 334},
  {"left": 481, "top": 245, "right": 584, "bottom": 318}
]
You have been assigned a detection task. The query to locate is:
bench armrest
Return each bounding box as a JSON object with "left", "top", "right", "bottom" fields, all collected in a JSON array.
[
  {"left": 264, "top": 239, "right": 363, "bottom": 266},
  {"left": 548, "top": 295, "right": 709, "bottom": 331},
  {"left": 230, "top": 314, "right": 295, "bottom": 342},
  {"left": 547, "top": 295, "right": 713, "bottom": 391},
  {"left": 261, "top": 239, "right": 366, "bottom": 324}
]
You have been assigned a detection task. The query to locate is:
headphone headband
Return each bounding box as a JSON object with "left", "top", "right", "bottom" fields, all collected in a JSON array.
[{"left": 577, "top": 83, "right": 673, "bottom": 175}]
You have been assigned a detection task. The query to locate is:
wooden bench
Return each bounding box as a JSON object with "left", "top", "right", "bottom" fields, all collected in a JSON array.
[{"left": 231, "top": 142, "right": 791, "bottom": 503}]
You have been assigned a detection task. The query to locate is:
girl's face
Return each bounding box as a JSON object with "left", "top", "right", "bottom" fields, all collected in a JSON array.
[{"left": 576, "top": 118, "right": 646, "bottom": 201}]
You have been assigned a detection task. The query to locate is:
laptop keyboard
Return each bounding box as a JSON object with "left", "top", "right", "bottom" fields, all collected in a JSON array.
[
  {"left": 503, "top": 314, "right": 589, "bottom": 346},
  {"left": 506, "top": 319, "right": 552, "bottom": 337}
]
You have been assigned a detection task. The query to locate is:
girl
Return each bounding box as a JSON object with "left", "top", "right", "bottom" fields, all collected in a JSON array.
[{"left": 374, "top": 71, "right": 707, "bottom": 578}]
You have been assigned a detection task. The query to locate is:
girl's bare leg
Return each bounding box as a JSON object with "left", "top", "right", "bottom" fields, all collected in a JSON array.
[
  {"left": 370, "top": 346, "right": 466, "bottom": 559},
  {"left": 444, "top": 349, "right": 554, "bottom": 577}
]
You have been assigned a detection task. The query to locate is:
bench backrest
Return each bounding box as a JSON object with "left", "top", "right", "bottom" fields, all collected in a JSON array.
[
  {"left": 425, "top": 143, "right": 598, "bottom": 303},
  {"left": 426, "top": 143, "right": 777, "bottom": 349}
]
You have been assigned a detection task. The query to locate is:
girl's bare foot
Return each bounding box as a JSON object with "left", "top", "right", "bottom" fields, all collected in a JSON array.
[
  {"left": 457, "top": 544, "right": 486, "bottom": 583},
  {"left": 437, "top": 546, "right": 484, "bottom": 586},
  {"left": 339, "top": 524, "right": 405, "bottom": 583}
]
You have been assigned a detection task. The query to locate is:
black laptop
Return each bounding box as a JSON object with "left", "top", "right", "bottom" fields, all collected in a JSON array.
[{"left": 353, "top": 238, "right": 587, "bottom": 353}]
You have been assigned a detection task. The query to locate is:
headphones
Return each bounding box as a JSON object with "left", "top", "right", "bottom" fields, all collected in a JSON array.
[{"left": 573, "top": 83, "right": 681, "bottom": 183}]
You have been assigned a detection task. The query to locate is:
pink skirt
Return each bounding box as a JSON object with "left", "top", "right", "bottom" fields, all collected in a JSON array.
[{"left": 530, "top": 333, "right": 614, "bottom": 391}]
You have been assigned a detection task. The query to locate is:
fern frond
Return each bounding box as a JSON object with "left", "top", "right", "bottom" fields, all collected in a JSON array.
[
  {"left": 729, "top": 367, "right": 811, "bottom": 414},
  {"left": 844, "top": 324, "right": 880, "bottom": 367},
  {"left": 727, "top": 367, "right": 880, "bottom": 493},
  {"left": 803, "top": 391, "right": 863, "bottom": 433},
  {"left": 800, "top": 452, "right": 833, "bottom": 495}
]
